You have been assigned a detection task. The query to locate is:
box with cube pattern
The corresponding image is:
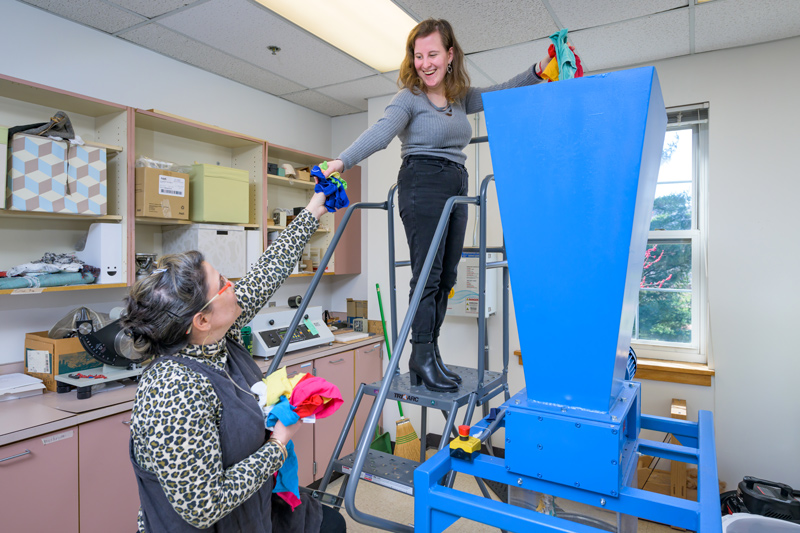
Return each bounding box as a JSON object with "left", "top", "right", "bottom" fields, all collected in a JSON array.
[{"left": 6, "top": 133, "right": 107, "bottom": 214}]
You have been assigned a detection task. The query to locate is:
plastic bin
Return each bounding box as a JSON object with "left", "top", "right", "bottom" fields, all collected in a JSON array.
[{"left": 722, "top": 514, "right": 800, "bottom": 532}]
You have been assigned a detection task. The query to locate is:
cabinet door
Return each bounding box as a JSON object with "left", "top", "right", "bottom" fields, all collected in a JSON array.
[
  {"left": 0, "top": 427, "right": 79, "bottom": 533},
  {"left": 286, "top": 361, "right": 315, "bottom": 487},
  {"left": 354, "top": 342, "right": 384, "bottom": 446},
  {"left": 313, "top": 350, "right": 355, "bottom": 480},
  {"left": 78, "top": 411, "right": 140, "bottom": 533}
]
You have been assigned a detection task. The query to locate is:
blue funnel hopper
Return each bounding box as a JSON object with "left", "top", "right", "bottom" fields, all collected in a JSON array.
[{"left": 483, "top": 67, "right": 666, "bottom": 414}]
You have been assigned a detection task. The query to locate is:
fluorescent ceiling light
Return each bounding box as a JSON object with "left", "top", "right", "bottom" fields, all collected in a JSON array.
[{"left": 257, "top": 0, "right": 417, "bottom": 72}]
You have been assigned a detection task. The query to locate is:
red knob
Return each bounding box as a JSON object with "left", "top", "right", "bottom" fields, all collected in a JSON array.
[{"left": 458, "top": 425, "right": 470, "bottom": 437}]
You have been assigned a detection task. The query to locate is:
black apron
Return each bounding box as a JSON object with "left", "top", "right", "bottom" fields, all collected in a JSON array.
[{"left": 130, "top": 338, "right": 323, "bottom": 532}]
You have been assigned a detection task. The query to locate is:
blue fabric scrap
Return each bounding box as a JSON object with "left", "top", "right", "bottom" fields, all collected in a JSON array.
[{"left": 264, "top": 395, "right": 301, "bottom": 498}]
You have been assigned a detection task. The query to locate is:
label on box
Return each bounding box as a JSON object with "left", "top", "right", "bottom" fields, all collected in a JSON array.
[
  {"left": 26, "top": 349, "right": 51, "bottom": 373},
  {"left": 159, "top": 175, "right": 186, "bottom": 197}
]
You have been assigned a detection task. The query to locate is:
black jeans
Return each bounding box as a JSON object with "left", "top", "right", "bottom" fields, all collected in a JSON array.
[{"left": 398, "top": 155, "right": 469, "bottom": 344}]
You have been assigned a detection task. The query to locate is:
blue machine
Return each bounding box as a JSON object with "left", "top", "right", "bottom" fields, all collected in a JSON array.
[{"left": 414, "top": 67, "right": 722, "bottom": 532}]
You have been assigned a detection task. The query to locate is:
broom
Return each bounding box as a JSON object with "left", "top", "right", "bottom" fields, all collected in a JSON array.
[{"left": 376, "top": 283, "right": 421, "bottom": 462}]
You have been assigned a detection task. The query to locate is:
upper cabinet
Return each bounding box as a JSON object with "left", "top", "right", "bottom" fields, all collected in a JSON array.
[
  {"left": 130, "top": 109, "right": 266, "bottom": 284},
  {"left": 0, "top": 76, "right": 360, "bottom": 294},
  {"left": 0, "top": 75, "right": 129, "bottom": 294},
  {"left": 266, "top": 144, "right": 361, "bottom": 277}
]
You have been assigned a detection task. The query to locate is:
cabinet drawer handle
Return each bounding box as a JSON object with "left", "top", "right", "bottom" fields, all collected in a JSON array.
[
  {"left": 0, "top": 449, "right": 32, "bottom": 463},
  {"left": 122, "top": 420, "right": 131, "bottom": 425},
  {"left": 328, "top": 358, "right": 346, "bottom": 365},
  {"left": 364, "top": 346, "right": 380, "bottom": 354}
]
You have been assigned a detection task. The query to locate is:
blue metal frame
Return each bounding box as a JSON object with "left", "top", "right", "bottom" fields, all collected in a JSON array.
[{"left": 415, "top": 403, "right": 721, "bottom": 532}]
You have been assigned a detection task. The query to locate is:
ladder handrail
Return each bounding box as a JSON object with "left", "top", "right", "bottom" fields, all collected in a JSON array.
[
  {"left": 266, "top": 200, "right": 388, "bottom": 375},
  {"left": 344, "top": 193, "right": 480, "bottom": 532}
]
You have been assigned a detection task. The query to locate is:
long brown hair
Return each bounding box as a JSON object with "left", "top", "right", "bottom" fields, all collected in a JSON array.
[{"left": 398, "top": 18, "right": 470, "bottom": 103}]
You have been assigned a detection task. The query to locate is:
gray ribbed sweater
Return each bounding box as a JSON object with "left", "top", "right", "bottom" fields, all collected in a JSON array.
[{"left": 338, "top": 66, "right": 542, "bottom": 170}]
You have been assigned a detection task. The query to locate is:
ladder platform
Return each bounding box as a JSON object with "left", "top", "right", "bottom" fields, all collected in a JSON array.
[
  {"left": 362, "top": 365, "right": 505, "bottom": 409},
  {"left": 334, "top": 449, "right": 418, "bottom": 495}
]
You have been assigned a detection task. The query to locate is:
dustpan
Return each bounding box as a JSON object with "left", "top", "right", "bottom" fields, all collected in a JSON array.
[{"left": 370, "top": 425, "right": 392, "bottom": 454}]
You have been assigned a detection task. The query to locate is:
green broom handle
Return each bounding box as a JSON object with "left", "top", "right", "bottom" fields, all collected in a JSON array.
[{"left": 376, "top": 283, "right": 404, "bottom": 417}]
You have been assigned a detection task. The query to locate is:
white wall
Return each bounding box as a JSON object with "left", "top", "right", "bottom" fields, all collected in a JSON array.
[
  {"left": 356, "top": 36, "right": 800, "bottom": 490},
  {"left": 0, "top": 1, "right": 336, "bottom": 365}
]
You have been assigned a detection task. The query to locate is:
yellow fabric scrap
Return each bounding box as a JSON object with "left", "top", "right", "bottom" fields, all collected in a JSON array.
[
  {"left": 264, "top": 366, "right": 308, "bottom": 406},
  {"left": 541, "top": 57, "right": 560, "bottom": 82}
]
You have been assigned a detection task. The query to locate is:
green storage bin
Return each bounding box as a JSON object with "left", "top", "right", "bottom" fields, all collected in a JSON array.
[{"left": 189, "top": 163, "right": 250, "bottom": 223}]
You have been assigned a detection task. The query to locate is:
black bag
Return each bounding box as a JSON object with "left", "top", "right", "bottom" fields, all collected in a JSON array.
[{"left": 9, "top": 110, "right": 75, "bottom": 140}]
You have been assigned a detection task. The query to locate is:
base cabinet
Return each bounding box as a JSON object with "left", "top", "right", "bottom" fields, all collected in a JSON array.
[
  {"left": 0, "top": 427, "right": 80, "bottom": 533},
  {"left": 280, "top": 340, "right": 384, "bottom": 486},
  {"left": 79, "top": 411, "right": 140, "bottom": 533}
]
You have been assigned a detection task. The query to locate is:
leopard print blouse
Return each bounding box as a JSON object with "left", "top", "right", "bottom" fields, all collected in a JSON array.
[{"left": 130, "top": 209, "right": 319, "bottom": 530}]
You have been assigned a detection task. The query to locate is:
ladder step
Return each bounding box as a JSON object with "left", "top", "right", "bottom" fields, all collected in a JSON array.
[
  {"left": 363, "top": 366, "right": 505, "bottom": 409},
  {"left": 335, "top": 450, "right": 419, "bottom": 495}
]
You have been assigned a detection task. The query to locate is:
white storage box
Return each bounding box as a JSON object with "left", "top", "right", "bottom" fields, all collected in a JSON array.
[{"left": 162, "top": 224, "right": 246, "bottom": 279}]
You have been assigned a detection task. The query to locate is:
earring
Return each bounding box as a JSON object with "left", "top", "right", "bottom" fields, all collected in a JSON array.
[{"left": 447, "top": 63, "right": 452, "bottom": 74}]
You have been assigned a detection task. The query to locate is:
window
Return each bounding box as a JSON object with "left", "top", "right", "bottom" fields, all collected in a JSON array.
[{"left": 632, "top": 104, "right": 708, "bottom": 364}]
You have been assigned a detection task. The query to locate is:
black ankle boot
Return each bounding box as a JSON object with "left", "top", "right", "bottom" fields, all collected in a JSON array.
[
  {"left": 409, "top": 342, "right": 458, "bottom": 392},
  {"left": 433, "top": 340, "right": 462, "bottom": 384}
]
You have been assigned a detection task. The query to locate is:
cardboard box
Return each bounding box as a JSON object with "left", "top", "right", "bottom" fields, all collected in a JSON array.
[
  {"left": 135, "top": 167, "right": 190, "bottom": 219},
  {"left": 7, "top": 134, "right": 107, "bottom": 214},
  {"left": 346, "top": 298, "right": 368, "bottom": 325},
  {"left": 189, "top": 163, "right": 249, "bottom": 224},
  {"left": 296, "top": 166, "right": 312, "bottom": 182},
  {"left": 163, "top": 223, "right": 246, "bottom": 278},
  {"left": 24, "top": 331, "right": 102, "bottom": 392}
]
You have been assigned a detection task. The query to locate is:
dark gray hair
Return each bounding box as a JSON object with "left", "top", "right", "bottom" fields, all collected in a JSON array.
[{"left": 121, "top": 251, "right": 208, "bottom": 358}]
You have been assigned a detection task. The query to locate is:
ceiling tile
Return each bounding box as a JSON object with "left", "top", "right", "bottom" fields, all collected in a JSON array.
[
  {"left": 316, "top": 76, "right": 399, "bottom": 112},
  {"left": 107, "top": 0, "right": 203, "bottom": 19},
  {"left": 121, "top": 23, "right": 305, "bottom": 95},
  {"left": 20, "top": 0, "right": 146, "bottom": 33},
  {"left": 156, "top": 0, "right": 377, "bottom": 87},
  {"left": 550, "top": 0, "right": 687, "bottom": 31},
  {"left": 468, "top": 39, "right": 551, "bottom": 85},
  {"left": 567, "top": 10, "right": 691, "bottom": 71},
  {"left": 282, "top": 91, "right": 362, "bottom": 117},
  {"left": 393, "top": 0, "right": 557, "bottom": 53},
  {"left": 464, "top": 58, "right": 498, "bottom": 87},
  {"left": 695, "top": 0, "right": 800, "bottom": 53}
]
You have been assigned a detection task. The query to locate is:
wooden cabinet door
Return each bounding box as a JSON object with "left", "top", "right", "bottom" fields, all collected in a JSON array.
[
  {"left": 78, "top": 411, "right": 140, "bottom": 533},
  {"left": 313, "top": 350, "right": 355, "bottom": 480},
  {"left": 286, "top": 361, "right": 315, "bottom": 487},
  {"left": 354, "top": 341, "right": 384, "bottom": 446},
  {"left": 0, "top": 427, "right": 79, "bottom": 533}
]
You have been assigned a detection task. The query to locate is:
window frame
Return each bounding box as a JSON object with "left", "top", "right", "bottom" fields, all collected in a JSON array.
[{"left": 632, "top": 104, "right": 709, "bottom": 364}]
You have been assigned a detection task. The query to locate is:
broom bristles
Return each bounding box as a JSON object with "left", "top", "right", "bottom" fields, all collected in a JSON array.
[{"left": 394, "top": 417, "right": 421, "bottom": 461}]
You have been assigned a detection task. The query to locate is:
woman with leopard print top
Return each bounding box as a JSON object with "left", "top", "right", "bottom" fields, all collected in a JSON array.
[{"left": 122, "top": 189, "right": 345, "bottom": 532}]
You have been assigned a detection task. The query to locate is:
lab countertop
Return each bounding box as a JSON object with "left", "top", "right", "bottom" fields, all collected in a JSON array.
[{"left": 0, "top": 336, "right": 382, "bottom": 447}]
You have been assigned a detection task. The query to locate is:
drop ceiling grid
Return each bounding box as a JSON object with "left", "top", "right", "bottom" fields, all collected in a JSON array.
[
  {"left": 549, "top": 0, "right": 688, "bottom": 31},
  {"left": 154, "top": 0, "right": 377, "bottom": 88},
  {"left": 316, "top": 75, "right": 401, "bottom": 112},
  {"left": 393, "top": 0, "right": 558, "bottom": 53},
  {"left": 467, "top": 38, "right": 552, "bottom": 86},
  {"left": 21, "top": 0, "right": 146, "bottom": 33},
  {"left": 282, "top": 90, "right": 362, "bottom": 117},
  {"left": 106, "top": 0, "right": 208, "bottom": 19},
  {"left": 694, "top": 0, "right": 800, "bottom": 53},
  {"left": 568, "top": 10, "right": 691, "bottom": 71},
  {"left": 120, "top": 23, "right": 306, "bottom": 95}
]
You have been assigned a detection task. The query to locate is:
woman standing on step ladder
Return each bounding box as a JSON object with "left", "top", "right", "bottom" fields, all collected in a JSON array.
[{"left": 321, "top": 18, "right": 554, "bottom": 392}]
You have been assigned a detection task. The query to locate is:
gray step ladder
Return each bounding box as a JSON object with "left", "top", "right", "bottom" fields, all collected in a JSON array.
[{"left": 267, "top": 164, "right": 512, "bottom": 532}]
